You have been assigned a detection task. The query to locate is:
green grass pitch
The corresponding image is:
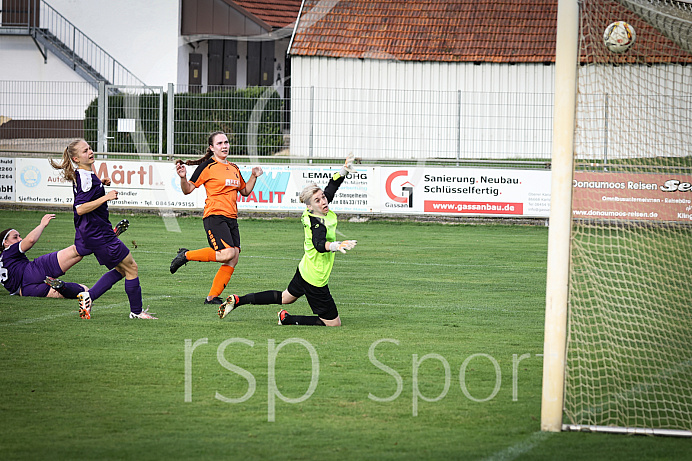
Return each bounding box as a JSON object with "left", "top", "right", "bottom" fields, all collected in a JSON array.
[{"left": 0, "top": 210, "right": 688, "bottom": 460}]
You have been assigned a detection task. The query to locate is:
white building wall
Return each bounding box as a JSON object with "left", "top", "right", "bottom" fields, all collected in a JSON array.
[
  {"left": 0, "top": 36, "right": 97, "bottom": 119},
  {"left": 0, "top": 0, "right": 180, "bottom": 87},
  {"left": 575, "top": 64, "right": 692, "bottom": 160},
  {"left": 290, "top": 56, "right": 692, "bottom": 161},
  {"left": 289, "top": 57, "right": 556, "bottom": 160},
  {"left": 47, "top": 0, "right": 180, "bottom": 87},
  {"left": 0, "top": 36, "right": 86, "bottom": 83},
  {"left": 292, "top": 57, "right": 556, "bottom": 94}
]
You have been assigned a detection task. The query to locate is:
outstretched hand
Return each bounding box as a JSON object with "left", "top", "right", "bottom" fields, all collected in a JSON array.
[
  {"left": 21, "top": 214, "right": 56, "bottom": 253},
  {"left": 40, "top": 214, "right": 56, "bottom": 227},
  {"left": 340, "top": 153, "right": 357, "bottom": 176},
  {"left": 175, "top": 161, "right": 187, "bottom": 178},
  {"left": 330, "top": 240, "right": 357, "bottom": 253}
]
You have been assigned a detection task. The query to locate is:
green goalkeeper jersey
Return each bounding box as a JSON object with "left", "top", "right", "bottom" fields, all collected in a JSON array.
[{"left": 297, "top": 173, "right": 345, "bottom": 287}]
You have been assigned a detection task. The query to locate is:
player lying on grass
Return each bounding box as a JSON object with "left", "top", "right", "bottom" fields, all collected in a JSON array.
[
  {"left": 0, "top": 213, "right": 128, "bottom": 298},
  {"left": 217, "top": 154, "right": 358, "bottom": 326}
]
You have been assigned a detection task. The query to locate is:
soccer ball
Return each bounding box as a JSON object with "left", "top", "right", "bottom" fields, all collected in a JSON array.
[{"left": 603, "top": 21, "right": 636, "bottom": 53}]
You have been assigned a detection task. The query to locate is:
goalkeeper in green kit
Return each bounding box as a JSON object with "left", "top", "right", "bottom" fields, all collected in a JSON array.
[{"left": 218, "top": 154, "right": 358, "bottom": 326}]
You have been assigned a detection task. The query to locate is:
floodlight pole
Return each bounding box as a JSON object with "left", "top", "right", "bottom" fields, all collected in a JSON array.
[{"left": 541, "top": 0, "right": 579, "bottom": 432}]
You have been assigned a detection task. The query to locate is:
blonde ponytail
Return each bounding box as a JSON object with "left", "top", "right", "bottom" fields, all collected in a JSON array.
[{"left": 49, "top": 139, "right": 82, "bottom": 182}]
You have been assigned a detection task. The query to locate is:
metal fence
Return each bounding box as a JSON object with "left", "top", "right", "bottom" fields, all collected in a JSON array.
[{"left": 0, "top": 80, "right": 555, "bottom": 163}]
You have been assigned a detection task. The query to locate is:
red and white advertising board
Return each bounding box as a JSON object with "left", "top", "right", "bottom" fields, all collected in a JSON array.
[{"left": 573, "top": 171, "right": 692, "bottom": 223}]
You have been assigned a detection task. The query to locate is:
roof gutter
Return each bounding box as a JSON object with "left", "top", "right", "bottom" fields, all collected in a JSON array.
[{"left": 286, "top": 0, "right": 306, "bottom": 56}]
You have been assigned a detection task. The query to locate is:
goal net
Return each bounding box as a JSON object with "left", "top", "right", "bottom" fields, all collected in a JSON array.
[{"left": 564, "top": 0, "right": 692, "bottom": 435}]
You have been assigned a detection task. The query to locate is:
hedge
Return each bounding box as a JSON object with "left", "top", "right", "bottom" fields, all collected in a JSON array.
[{"left": 84, "top": 87, "right": 285, "bottom": 156}]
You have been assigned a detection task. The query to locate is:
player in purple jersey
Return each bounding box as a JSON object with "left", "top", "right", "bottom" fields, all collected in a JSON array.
[
  {"left": 50, "top": 139, "right": 156, "bottom": 319},
  {"left": 0, "top": 214, "right": 87, "bottom": 298}
]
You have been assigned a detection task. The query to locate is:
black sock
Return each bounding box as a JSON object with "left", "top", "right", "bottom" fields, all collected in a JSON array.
[
  {"left": 282, "top": 314, "right": 325, "bottom": 326},
  {"left": 58, "top": 282, "right": 84, "bottom": 299},
  {"left": 238, "top": 290, "right": 282, "bottom": 306}
]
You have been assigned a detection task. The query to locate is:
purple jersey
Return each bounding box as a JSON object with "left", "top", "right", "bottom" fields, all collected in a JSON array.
[
  {"left": 72, "top": 168, "right": 129, "bottom": 269},
  {"left": 73, "top": 168, "right": 113, "bottom": 245},
  {"left": 0, "top": 242, "right": 30, "bottom": 295}
]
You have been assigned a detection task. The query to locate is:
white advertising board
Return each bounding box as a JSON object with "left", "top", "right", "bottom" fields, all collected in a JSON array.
[
  {"left": 11, "top": 158, "right": 550, "bottom": 218},
  {"left": 380, "top": 167, "right": 551, "bottom": 217},
  {"left": 0, "top": 158, "right": 15, "bottom": 202}
]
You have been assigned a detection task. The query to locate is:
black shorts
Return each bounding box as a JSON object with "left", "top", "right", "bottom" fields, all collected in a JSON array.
[
  {"left": 287, "top": 268, "right": 338, "bottom": 321},
  {"left": 203, "top": 215, "right": 240, "bottom": 251}
]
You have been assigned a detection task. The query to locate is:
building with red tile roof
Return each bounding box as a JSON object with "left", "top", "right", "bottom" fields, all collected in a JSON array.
[
  {"left": 288, "top": 0, "right": 691, "bottom": 64},
  {"left": 233, "top": 0, "right": 302, "bottom": 29},
  {"left": 289, "top": 0, "right": 558, "bottom": 63}
]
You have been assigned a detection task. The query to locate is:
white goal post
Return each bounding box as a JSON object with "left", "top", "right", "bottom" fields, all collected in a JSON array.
[
  {"left": 542, "top": 0, "right": 692, "bottom": 437},
  {"left": 541, "top": 0, "right": 579, "bottom": 434}
]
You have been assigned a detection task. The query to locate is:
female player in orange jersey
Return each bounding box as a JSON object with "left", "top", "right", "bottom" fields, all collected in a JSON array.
[{"left": 170, "top": 131, "right": 263, "bottom": 305}]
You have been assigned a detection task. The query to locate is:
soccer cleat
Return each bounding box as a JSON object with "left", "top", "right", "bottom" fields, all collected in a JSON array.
[
  {"left": 204, "top": 297, "right": 223, "bottom": 305},
  {"left": 129, "top": 308, "right": 158, "bottom": 319},
  {"left": 44, "top": 276, "right": 65, "bottom": 291},
  {"left": 77, "top": 292, "right": 92, "bottom": 319},
  {"left": 218, "top": 294, "right": 239, "bottom": 319},
  {"left": 113, "top": 219, "right": 130, "bottom": 237},
  {"left": 278, "top": 309, "right": 289, "bottom": 325},
  {"left": 170, "top": 248, "right": 189, "bottom": 274}
]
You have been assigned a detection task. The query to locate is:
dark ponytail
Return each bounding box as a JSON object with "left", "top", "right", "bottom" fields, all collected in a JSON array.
[
  {"left": 0, "top": 228, "right": 13, "bottom": 253},
  {"left": 176, "top": 131, "right": 226, "bottom": 167}
]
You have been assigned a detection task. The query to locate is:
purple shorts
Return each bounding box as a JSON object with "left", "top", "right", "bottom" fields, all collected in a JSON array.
[
  {"left": 75, "top": 232, "right": 130, "bottom": 270},
  {"left": 21, "top": 251, "right": 64, "bottom": 297}
]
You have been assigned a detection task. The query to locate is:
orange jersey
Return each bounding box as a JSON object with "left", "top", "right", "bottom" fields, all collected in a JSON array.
[{"left": 189, "top": 158, "right": 246, "bottom": 218}]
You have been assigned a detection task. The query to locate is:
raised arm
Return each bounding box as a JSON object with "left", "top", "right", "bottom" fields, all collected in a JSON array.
[
  {"left": 324, "top": 153, "right": 357, "bottom": 202},
  {"left": 239, "top": 166, "right": 264, "bottom": 196},
  {"left": 19, "top": 214, "right": 55, "bottom": 253},
  {"left": 176, "top": 161, "right": 197, "bottom": 195}
]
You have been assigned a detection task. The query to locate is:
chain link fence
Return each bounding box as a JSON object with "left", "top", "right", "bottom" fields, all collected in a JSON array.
[{"left": 0, "top": 80, "right": 554, "bottom": 164}]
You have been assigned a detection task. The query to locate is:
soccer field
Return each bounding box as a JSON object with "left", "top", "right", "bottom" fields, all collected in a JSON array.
[{"left": 0, "top": 210, "right": 688, "bottom": 460}]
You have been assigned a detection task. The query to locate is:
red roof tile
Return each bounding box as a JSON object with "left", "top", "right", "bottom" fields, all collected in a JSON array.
[
  {"left": 289, "top": 0, "right": 692, "bottom": 63},
  {"left": 232, "top": 0, "right": 302, "bottom": 29},
  {"left": 290, "top": 0, "right": 559, "bottom": 63}
]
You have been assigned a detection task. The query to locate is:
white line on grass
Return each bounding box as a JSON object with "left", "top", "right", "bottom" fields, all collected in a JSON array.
[
  {"left": 483, "top": 357, "right": 692, "bottom": 461},
  {"left": 2, "top": 295, "right": 172, "bottom": 326},
  {"left": 482, "top": 431, "right": 553, "bottom": 461}
]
